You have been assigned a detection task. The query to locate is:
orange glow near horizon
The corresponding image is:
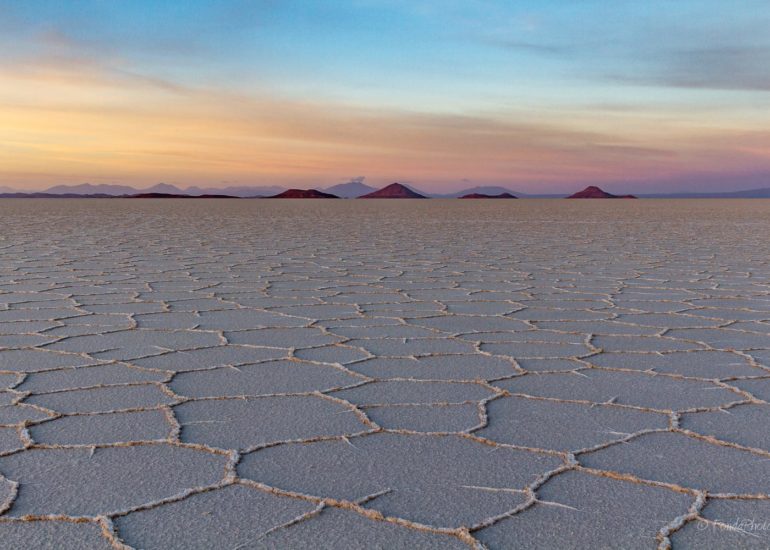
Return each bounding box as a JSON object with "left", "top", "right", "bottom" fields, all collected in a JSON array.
[{"left": 2, "top": 1, "right": 770, "bottom": 194}]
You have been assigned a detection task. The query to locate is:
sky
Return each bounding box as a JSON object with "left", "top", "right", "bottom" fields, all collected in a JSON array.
[{"left": 1, "top": 0, "right": 769, "bottom": 194}]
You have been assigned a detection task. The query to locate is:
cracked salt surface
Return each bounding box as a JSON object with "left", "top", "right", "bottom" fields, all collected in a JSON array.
[{"left": 0, "top": 198, "right": 769, "bottom": 548}]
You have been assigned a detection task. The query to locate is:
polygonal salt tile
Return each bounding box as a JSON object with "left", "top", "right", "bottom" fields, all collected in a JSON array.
[
  {"left": 130, "top": 345, "right": 288, "bottom": 372},
  {"left": 665, "top": 328, "right": 770, "bottom": 350},
  {"left": 613, "top": 300, "right": 691, "bottom": 313},
  {"left": 0, "top": 392, "right": 15, "bottom": 406},
  {"left": 63, "top": 314, "right": 133, "bottom": 328},
  {"left": 0, "top": 308, "right": 83, "bottom": 322},
  {"left": 476, "top": 470, "right": 692, "bottom": 549},
  {"left": 670, "top": 518, "right": 770, "bottom": 549},
  {"left": 80, "top": 303, "right": 165, "bottom": 315},
  {"left": 321, "top": 317, "right": 402, "bottom": 329},
  {"left": 481, "top": 342, "right": 590, "bottom": 359},
  {"left": 0, "top": 444, "right": 227, "bottom": 516},
  {"left": 239, "top": 432, "right": 561, "bottom": 527},
  {"left": 175, "top": 395, "right": 368, "bottom": 450},
  {"left": 325, "top": 325, "right": 438, "bottom": 339},
  {"left": 195, "top": 309, "right": 307, "bottom": 330},
  {"left": 445, "top": 301, "right": 519, "bottom": 315},
  {"left": 0, "top": 373, "right": 17, "bottom": 389},
  {"left": 226, "top": 328, "right": 342, "bottom": 348},
  {"left": 270, "top": 303, "right": 361, "bottom": 320},
  {"left": 42, "top": 325, "right": 121, "bottom": 338},
  {"left": 258, "top": 507, "right": 469, "bottom": 549},
  {"left": 166, "top": 298, "right": 235, "bottom": 312},
  {"left": 587, "top": 351, "right": 761, "bottom": 378},
  {"left": 581, "top": 431, "right": 770, "bottom": 494},
  {"left": 364, "top": 404, "right": 481, "bottom": 432},
  {"left": 726, "top": 321, "right": 770, "bottom": 335},
  {"left": 677, "top": 498, "right": 770, "bottom": 547},
  {"left": 331, "top": 380, "right": 494, "bottom": 405},
  {"left": 690, "top": 298, "right": 770, "bottom": 311},
  {"left": 592, "top": 335, "right": 705, "bottom": 352},
  {"left": 115, "top": 484, "right": 315, "bottom": 549},
  {"left": 345, "top": 338, "right": 476, "bottom": 356},
  {"left": 0, "top": 426, "right": 23, "bottom": 452},
  {"left": 17, "top": 364, "right": 168, "bottom": 393},
  {"left": 681, "top": 404, "right": 770, "bottom": 451},
  {"left": 462, "top": 331, "right": 587, "bottom": 344},
  {"left": 346, "top": 355, "right": 518, "bottom": 381},
  {"left": 0, "top": 405, "right": 51, "bottom": 425},
  {"left": 404, "top": 289, "right": 473, "bottom": 301},
  {"left": 0, "top": 334, "right": 57, "bottom": 348},
  {"left": 0, "top": 320, "right": 59, "bottom": 334},
  {"left": 44, "top": 329, "right": 222, "bottom": 360},
  {"left": 614, "top": 313, "right": 724, "bottom": 328},
  {"left": 687, "top": 308, "right": 769, "bottom": 321},
  {"left": 478, "top": 396, "right": 666, "bottom": 451},
  {"left": 515, "top": 358, "right": 585, "bottom": 372},
  {"left": 134, "top": 311, "right": 202, "bottom": 329},
  {"left": 24, "top": 384, "right": 174, "bottom": 413},
  {"left": 30, "top": 410, "right": 171, "bottom": 445},
  {"left": 292, "top": 345, "right": 370, "bottom": 364},
  {"left": 534, "top": 320, "right": 661, "bottom": 336},
  {"left": 498, "top": 371, "right": 738, "bottom": 410},
  {"left": 507, "top": 308, "right": 611, "bottom": 321},
  {"left": 731, "top": 378, "right": 770, "bottom": 401},
  {"left": 170, "top": 360, "right": 361, "bottom": 398},
  {"left": 408, "top": 316, "right": 529, "bottom": 334},
  {"left": 0, "top": 521, "right": 112, "bottom": 550}
]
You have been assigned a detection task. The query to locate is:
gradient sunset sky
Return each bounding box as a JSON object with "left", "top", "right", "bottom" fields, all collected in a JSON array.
[{"left": 1, "top": 0, "right": 769, "bottom": 193}]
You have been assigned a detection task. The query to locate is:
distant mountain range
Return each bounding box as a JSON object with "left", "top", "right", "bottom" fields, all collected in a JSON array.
[
  {"left": 1, "top": 182, "right": 769, "bottom": 199},
  {"left": 39, "top": 183, "right": 285, "bottom": 197}
]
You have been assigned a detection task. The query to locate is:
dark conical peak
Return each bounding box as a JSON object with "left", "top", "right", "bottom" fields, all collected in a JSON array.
[
  {"left": 567, "top": 186, "right": 636, "bottom": 199},
  {"left": 268, "top": 189, "right": 339, "bottom": 199},
  {"left": 359, "top": 183, "right": 427, "bottom": 199}
]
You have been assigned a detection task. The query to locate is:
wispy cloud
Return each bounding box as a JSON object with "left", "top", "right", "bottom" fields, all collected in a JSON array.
[{"left": 607, "top": 46, "right": 770, "bottom": 92}]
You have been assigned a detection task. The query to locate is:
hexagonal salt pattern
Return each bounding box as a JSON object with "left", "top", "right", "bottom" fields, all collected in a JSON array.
[{"left": 0, "top": 198, "right": 769, "bottom": 548}]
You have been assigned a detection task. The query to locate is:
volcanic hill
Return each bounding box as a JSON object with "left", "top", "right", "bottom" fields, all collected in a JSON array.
[
  {"left": 359, "top": 183, "right": 427, "bottom": 199},
  {"left": 567, "top": 186, "right": 637, "bottom": 199}
]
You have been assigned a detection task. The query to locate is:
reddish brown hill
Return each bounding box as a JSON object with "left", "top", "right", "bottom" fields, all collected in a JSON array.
[
  {"left": 567, "top": 186, "right": 637, "bottom": 199},
  {"left": 268, "top": 189, "right": 339, "bottom": 199},
  {"left": 359, "top": 183, "right": 427, "bottom": 199},
  {"left": 459, "top": 192, "right": 517, "bottom": 199}
]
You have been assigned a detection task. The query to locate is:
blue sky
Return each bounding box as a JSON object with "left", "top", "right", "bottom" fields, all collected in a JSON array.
[{"left": 1, "top": 0, "right": 769, "bottom": 192}]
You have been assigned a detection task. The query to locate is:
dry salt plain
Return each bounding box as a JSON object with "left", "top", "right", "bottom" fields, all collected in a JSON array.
[{"left": 0, "top": 198, "right": 769, "bottom": 550}]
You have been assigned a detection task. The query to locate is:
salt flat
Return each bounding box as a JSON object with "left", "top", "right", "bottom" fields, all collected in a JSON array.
[{"left": 0, "top": 198, "right": 769, "bottom": 549}]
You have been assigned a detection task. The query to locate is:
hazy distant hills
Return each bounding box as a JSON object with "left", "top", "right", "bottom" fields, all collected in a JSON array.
[
  {"left": 44, "top": 183, "right": 142, "bottom": 195},
  {"left": 433, "top": 186, "right": 524, "bottom": 198},
  {"left": 323, "top": 181, "right": 377, "bottom": 198},
  {"left": 636, "top": 187, "right": 770, "bottom": 198},
  {"left": 40, "top": 183, "right": 285, "bottom": 197},
  {"left": 1, "top": 182, "right": 769, "bottom": 199}
]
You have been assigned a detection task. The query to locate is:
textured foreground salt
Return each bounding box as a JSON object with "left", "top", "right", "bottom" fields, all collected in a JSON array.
[{"left": 0, "top": 198, "right": 769, "bottom": 549}]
